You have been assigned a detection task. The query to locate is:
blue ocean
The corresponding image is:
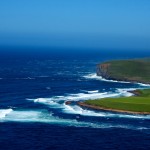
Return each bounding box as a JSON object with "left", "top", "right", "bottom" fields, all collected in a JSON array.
[{"left": 0, "top": 47, "right": 150, "bottom": 150}]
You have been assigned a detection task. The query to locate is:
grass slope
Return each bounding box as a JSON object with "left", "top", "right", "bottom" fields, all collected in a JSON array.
[
  {"left": 103, "top": 58, "right": 150, "bottom": 83},
  {"left": 85, "top": 89, "right": 150, "bottom": 113}
]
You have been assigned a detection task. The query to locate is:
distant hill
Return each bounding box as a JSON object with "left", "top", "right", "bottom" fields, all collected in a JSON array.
[{"left": 97, "top": 58, "right": 150, "bottom": 84}]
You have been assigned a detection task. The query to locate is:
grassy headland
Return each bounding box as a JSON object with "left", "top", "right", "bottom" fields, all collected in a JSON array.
[
  {"left": 79, "top": 58, "right": 150, "bottom": 114},
  {"left": 79, "top": 89, "right": 150, "bottom": 114},
  {"left": 78, "top": 58, "right": 150, "bottom": 114},
  {"left": 97, "top": 58, "right": 150, "bottom": 84}
]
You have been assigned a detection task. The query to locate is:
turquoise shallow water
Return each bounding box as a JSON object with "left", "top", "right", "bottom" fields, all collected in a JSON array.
[{"left": 0, "top": 48, "right": 150, "bottom": 150}]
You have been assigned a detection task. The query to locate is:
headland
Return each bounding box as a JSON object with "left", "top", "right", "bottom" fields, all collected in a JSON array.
[
  {"left": 78, "top": 58, "right": 150, "bottom": 114},
  {"left": 96, "top": 58, "right": 150, "bottom": 84}
]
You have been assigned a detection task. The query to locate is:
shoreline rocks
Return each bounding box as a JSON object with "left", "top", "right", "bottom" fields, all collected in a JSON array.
[{"left": 77, "top": 102, "right": 150, "bottom": 115}]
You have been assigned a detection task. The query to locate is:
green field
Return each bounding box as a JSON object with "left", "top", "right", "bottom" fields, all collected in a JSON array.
[
  {"left": 98, "top": 58, "right": 150, "bottom": 84},
  {"left": 84, "top": 89, "right": 150, "bottom": 113}
]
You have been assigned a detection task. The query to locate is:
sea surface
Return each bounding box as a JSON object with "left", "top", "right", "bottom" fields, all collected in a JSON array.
[{"left": 0, "top": 48, "right": 150, "bottom": 150}]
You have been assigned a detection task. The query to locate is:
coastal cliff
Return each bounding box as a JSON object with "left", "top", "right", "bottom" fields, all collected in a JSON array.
[
  {"left": 96, "top": 58, "right": 150, "bottom": 84},
  {"left": 97, "top": 63, "right": 110, "bottom": 78}
]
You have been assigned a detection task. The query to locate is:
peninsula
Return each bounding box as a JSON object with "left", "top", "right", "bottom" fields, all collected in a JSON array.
[
  {"left": 79, "top": 58, "right": 150, "bottom": 114},
  {"left": 78, "top": 89, "right": 150, "bottom": 114}
]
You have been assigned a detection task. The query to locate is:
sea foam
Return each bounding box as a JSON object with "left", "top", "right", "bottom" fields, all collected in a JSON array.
[
  {"left": 83, "top": 73, "right": 150, "bottom": 87},
  {"left": 83, "top": 73, "right": 130, "bottom": 83},
  {"left": 26, "top": 88, "right": 150, "bottom": 120},
  {"left": 0, "top": 109, "right": 13, "bottom": 119},
  {"left": 1, "top": 109, "right": 149, "bottom": 130}
]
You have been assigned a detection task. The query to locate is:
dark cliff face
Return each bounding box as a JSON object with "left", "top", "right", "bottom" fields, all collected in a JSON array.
[{"left": 96, "top": 63, "right": 111, "bottom": 78}]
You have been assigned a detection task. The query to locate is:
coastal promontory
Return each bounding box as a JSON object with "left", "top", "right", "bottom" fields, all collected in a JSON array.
[
  {"left": 78, "top": 58, "right": 150, "bottom": 114},
  {"left": 96, "top": 58, "right": 150, "bottom": 84}
]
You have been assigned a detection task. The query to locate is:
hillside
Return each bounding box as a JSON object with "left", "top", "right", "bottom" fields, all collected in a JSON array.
[
  {"left": 97, "top": 58, "right": 150, "bottom": 84},
  {"left": 79, "top": 89, "right": 150, "bottom": 114}
]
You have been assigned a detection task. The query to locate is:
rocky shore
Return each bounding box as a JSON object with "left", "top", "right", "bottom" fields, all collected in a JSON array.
[
  {"left": 77, "top": 101, "right": 150, "bottom": 115},
  {"left": 65, "top": 59, "right": 150, "bottom": 115},
  {"left": 64, "top": 89, "right": 150, "bottom": 115}
]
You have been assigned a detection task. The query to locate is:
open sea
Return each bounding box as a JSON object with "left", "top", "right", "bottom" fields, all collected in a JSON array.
[{"left": 0, "top": 47, "right": 150, "bottom": 150}]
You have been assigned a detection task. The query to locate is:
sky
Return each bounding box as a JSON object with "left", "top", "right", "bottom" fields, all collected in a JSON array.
[{"left": 0, "top": 0, "right": 150, "bottom": 50}]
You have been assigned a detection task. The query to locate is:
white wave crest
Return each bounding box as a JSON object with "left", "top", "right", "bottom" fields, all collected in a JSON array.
[
  {"left": 116, "top": 88, "right": 135, "bottom": 97},
  {"left": 26, "top": 88, "right": 150, "bottom": 120},
  {"left": 62, "top": 103, "right": 150, "bottom": 119},
  {"left": 1, "top": 109, "right": 149, "bottom": 130},
  {"left": 83, "top": 73, "right": 130, "bottom": 83},
  {"left": 83, "top": 73, "right": 150, "bottom": 87},
  {"left": 63, "top": 104, "right": 106, "bottom": 117},
  {"left": 27, "top": 91, "right": 121, "bottom": 107},
  {"left": 87, "top": 90, "right": 99, "bottom": 94},
  {"left": 0, "top": 109, "right": 122, "bottom": 128},
  {"left": 137, "top": 83, "right": 150, "bottom": 87},
  {"left": 27, "top": 92, "right": 120, "bottom": 117},
  {"left": 0, "top": 109, "right": 13, "bottom": 119}
]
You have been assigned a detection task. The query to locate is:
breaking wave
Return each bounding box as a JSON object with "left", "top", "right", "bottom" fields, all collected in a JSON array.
[
  {"left": 86, "top": 90, "right": 99, "bottom": 94},
  {"left": 63, "top": 104, "right": 150, "bottom": 119},
  {"left": 28, "top": 88, "right": 133, "bottom": 104},
  {"left": 0, "top": 109, "right": 13, "bottom": 119},
  {"left": 0, "top": 109, "right": 149, "bottom": 130},
  {"left": 137, "top": 83, "right": 150, "bottom": 87},
  {"left": 83, "top": 73, "right": 150, "bottom": 87},
  {"left": 83, "top": 73, "right": 130, "bottom": 83},
  {"left": 26, "top": 89, "right": 150, "bottom": 120}
]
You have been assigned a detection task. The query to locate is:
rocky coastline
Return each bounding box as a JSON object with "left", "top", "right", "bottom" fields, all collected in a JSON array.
[
  {"left": 65, "top": 59, "right": 150, "bottom": 115},
  {"left": 64, "top": 89, "right": 150, "bottom": 115},
  {"left": 77, "top": 101, "right": 150, "bottom": 115}
]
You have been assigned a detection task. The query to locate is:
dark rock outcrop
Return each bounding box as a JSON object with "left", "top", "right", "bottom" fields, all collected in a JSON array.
[
  {"left": 65, "top": 101, "right": 72, "bottom": 105},
  {"left": 96, "top": 63, "right": 111, "bottom": 79}
]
